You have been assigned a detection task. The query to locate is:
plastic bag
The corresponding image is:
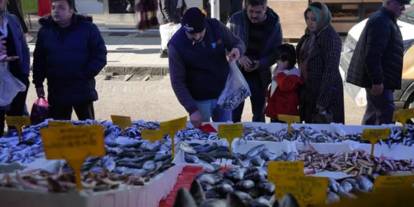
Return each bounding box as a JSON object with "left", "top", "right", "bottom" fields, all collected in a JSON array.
[
  {"left": 160, "top": 23, "right": 181, "bottom": 51},
  {"left": 0, "top": 64, "right": 26, "bottom": 107},
  {"left": 30, "top": 98, "right": 49, "bottom": 125},
  {"left": 217, "top": 62, "right": 251, "bottom": 110}
]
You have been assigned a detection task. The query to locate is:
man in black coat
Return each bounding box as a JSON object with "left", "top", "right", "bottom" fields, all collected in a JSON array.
[
  {"left": 346, "top": 0, "right": 410, "bottom": 125},
  {"left": 33, "top": 0, "right": 107, "bottom": 121}
]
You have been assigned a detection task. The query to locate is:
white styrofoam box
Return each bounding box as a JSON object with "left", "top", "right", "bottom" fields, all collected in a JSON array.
[
  {"left": 0, "top": 164, "right": 184, "bottom": 207},
  {"left": 232, "top": 139, "right": 297, "bottom": 157},
  {"left": 243, "top": 122, "right": 287, "bottom": 133},
  {"left": 331, "top": 124, "right": 399, "bottom": 136},
  {"left": 292, "top": 123, "right": 336, "bottom": 133}
]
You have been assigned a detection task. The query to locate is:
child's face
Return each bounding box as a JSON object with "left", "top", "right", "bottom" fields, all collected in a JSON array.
[{"left": 277, "top": 60, "right": 289, "bottom": 70}]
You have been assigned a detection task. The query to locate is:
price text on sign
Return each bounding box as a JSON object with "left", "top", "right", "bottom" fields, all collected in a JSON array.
[
  {"left": 40, "top": 125, "right": 105, "bottom": 190},
  {"left": 160, "top": 116, "right": 187, "bottom": 137},
  {"left": 276, "top": 176, "right": 328, "bottom": 207},
  {"left": 111, "top": 115, "right": 132, "bottom": 130},
  {"left": 394, "top": 108, "right": 414, "bottom": 124},
  {"left": 374, "top": 175, "right": 414, "bottom": 190},
  {"left": 141, "top": 129, "right": 164, "bottom": 142},
  {"left": 268, "top": 161, "right": 304, "bottom": 183},
  {"left": 218, "top": 123, "right": 243, "bottom": 144},
  {"left": 362, "top": 128, "right": 391, "bottom": 143}
]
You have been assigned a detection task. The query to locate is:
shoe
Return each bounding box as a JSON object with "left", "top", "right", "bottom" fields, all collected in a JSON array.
[{"left": 160, "top": 50, "right": 168, "bottom": 58}]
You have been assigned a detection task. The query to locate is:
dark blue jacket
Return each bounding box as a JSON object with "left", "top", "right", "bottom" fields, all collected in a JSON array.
[
  {"left": 168, "top": 18, "right": 245, "bottom": 114},
  {"left": 33, "top": 15, "right": 107, "bottom": 105}
]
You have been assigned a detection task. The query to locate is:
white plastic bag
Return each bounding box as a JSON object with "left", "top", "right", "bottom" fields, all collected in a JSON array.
[
  {"left": 0, "top": 63, "right": 26, "bottom": 107},
  {"left": 160, "top": 23, "right": 181, "bottom": 51},
  {"left": 217, "top": 62, "right": 251, "bottom": 110}
]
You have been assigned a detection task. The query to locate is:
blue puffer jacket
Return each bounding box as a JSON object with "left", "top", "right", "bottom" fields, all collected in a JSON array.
[{"left": 33, "top": 15, "right": 107, "bottom": 105}]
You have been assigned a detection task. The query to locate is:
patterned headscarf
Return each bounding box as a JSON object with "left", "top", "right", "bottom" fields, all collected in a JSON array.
[{"left": 305, "top": 2, "right": 332, "bottom": 33}]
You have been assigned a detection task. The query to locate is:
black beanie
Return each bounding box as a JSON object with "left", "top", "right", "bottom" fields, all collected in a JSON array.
[{"left": 181, "top": 8, "right": 206, "bottom": 34}]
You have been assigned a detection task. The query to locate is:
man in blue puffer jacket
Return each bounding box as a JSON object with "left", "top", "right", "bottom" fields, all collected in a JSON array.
[{"left": 33, "top": 0, "right": 107, "bottom": 120}]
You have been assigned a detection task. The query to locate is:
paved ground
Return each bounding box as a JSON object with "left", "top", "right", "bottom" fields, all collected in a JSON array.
[{"left": 25, "top": 34, "right": 366, "bottom": 124}]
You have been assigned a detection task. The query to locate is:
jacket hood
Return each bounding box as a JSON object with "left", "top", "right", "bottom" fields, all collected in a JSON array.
[{"left": 39, "top": 14, "right": 93, "bottom": 27}]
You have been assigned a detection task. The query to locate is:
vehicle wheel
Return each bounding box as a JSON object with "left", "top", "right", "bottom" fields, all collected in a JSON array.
[{"left": 403, "top": 93, "right": 414, "bottom": 123}]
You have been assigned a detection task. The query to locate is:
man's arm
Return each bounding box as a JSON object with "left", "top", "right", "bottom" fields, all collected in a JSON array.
[
  {"left": 85, "top": 24, "right": 107, "bottom": 79},
  {"left": 168, "top": 44, "right": 198, "bottom": 114}
]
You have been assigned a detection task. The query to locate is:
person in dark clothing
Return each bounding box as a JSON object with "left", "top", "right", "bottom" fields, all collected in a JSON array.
[
  {"left": 297, "top": 2, "right": 344, "bottom": 123},
  {"left": 7, "top": 0, "right": 28, "bottom": 33},
  {"left": 168, "top": 7, "right": 245, "bottom": 128},
  {"left": 346, "top": 0, "right": 409, "bottom": 125},
  {"left": 158, "top": 0, "right": 186, "bottom": 57},
  {"left": 0, "top": 0, "right": 30, "bottom": 137},
  {"left": 228, "top": 0, "right": 282, "bottom": 122},
  {"left": 33, "top": 0, "right": 107, "bottom": 121}
]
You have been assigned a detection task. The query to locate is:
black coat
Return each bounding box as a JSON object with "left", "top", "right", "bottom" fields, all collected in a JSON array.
[
  {"left": 32, "top": 15, "right": 107, "bottom": 106},
  {"left": 346, "top": 7, "right": 404, "bottom": 90}
]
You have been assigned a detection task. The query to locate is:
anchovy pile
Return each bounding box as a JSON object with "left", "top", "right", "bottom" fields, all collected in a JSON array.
[
  {"left": 300, "top": 150, "right": 414, "bottom": 176},
  {"left": 343, "top": 126, "right": 414, "bottom": 147},
  {"left": 175, "top": 128, "right": 220, "bottom": 141}
]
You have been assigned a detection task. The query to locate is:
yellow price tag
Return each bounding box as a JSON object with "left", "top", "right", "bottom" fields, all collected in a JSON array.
[
  {"left": 141, "top": 129, "right": 164, "bottom": 142},
  {"left": 40, "top": 125, "right": 105, "bottom": 190},
  {"left": 48, "top": 121, "right": 72, "bottom": 128},
  {"left": 362, "top": 128, "right": 390, "bottom": 157},
  {"left": 276, "top": 175, "right": 328, "bottom": 207},
  {"left": 268, "top": 161, "right": 305, "bottom": 184},
  {"left": 160, "top": 116, "right": 187, "bottom": 157},
  {"left": 218, "top": 123, "right": 243, "bottom": 150},
  {"left": 278, "top": 114, "right": 300, "bottom": 134},
  {"left": 6, "top": 116, "right": 31, "bottom": 142},
  {"left": 393, "top": 108, "right": 414, "bottom": 124},
  {"left": 111, "top": 115, "right": 132, "bottom": 130},
  {"left": 374, "top": 175, "right": 414, "bottom": 191}
]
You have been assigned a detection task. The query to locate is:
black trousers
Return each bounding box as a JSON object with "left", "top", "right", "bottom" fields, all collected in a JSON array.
[
  {"left": 49, "top": 102, "right": 95, "bottom": 121},
  {"left": 0, "top": 77, "right": 29, "bottom": 137},
  {"left": 232, "top": 73, "right": 266, "bottom": 122},
  {"left": 362, "top": 89, "right": 395, "bottom": 125}
]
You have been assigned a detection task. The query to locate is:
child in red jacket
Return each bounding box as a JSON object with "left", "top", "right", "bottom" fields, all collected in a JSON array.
[{"left": 265, "top": 44, "right": 303, "bottom": 122}]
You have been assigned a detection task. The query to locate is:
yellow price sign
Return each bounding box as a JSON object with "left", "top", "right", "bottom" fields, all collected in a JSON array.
[
  {"left": 276, "top": 175, "right": 328, "bottom": 207},
  {"left": 160, "top": 116, "right": 187, "bottom": 157},
  {"left": 393, "top": 108, "right": 414, "bottom": 124},
  {"left": 141, "top": 129, "right": 164, "bottom": 142},
  {"left": 374, "top": 175, "right": 414, "bottom": 191},
  {"left": 278, "top": 114, "right": 300, "bottom": 134},
  {"left": 111, "top": 115, "right": 132, "bottom": 130},
  {"left": 362, "top": 128, "right": 390, "bottom": 157},
  {"left": 6, "top": 116, "right": 31, "bottom": 142},
  {"left": 268, "top": 161, "right": 304, "bottom": 184},
  {"left": 218, "top": 123, "right": 243, "bottom": 150},
  {"left": 48, "top": 121, "right": 72, "bottom": 128},
  {"left": 40, "top": 125, "right": 105, "bottom": 190}
]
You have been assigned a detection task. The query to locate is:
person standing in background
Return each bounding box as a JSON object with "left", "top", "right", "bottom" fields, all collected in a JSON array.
[{"left": 159, "top": 0, "right": 186, "bottom": 58}]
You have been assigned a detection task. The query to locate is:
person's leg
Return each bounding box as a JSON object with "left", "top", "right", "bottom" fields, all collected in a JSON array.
[
  {"left": 74, "top": 102, "right": 95, "bottom": 120},
  {"left": 232, "top": 100, "right": 245, "bottom": 122},
  {"left": 0, "top": 109, "right": 5, "bottom": 137},
  {"left": 362, "top": 89, "right": 380, "bottom": 125},
  {"left": 249, "top": 75, "right": 266, "bottom": 122},
  {"left": 195, "top": 100, "right": 214, "bottom": 122},
  {"left": 49, "top": 104, "right": 72, "bottom": 120},
  {"left": 212, "top": 100, "right": 232, "bottom": 122},
  {"left": 377, "top": 89, "right": 395, "bottom": 124}
]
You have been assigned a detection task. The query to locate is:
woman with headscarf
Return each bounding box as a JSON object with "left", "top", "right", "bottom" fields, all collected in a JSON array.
[{"left": 296, "top": 2, "right": 344, "bottom": 123}]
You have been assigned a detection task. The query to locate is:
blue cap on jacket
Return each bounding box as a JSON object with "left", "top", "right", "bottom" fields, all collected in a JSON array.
[{"left": 181, "top": 8, "right": 206, "bottom": 34}]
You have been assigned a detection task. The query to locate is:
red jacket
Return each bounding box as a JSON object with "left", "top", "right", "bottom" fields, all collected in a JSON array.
[{"left": 265, "top": 71, "right": 303, "bottom": 119}]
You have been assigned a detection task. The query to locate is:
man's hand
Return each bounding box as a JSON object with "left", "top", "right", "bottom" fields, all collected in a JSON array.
[
  {"left": 370, "top": 83, "right": 384, "bottom": 96},
  {"left": 238, "top": 56, "right": 252, "bottom": 69},
  {"left": 227, "top": 48, "right": 240, "bottom": 62},
  {"left": 0, "top": 40, "right": 19, "bottom": 62},
  {"left": 190, "top": 110, "right": 203, "bottom": 128},
  {"left": 36, "top": 87, "right": 45, "bottom": 98}
]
